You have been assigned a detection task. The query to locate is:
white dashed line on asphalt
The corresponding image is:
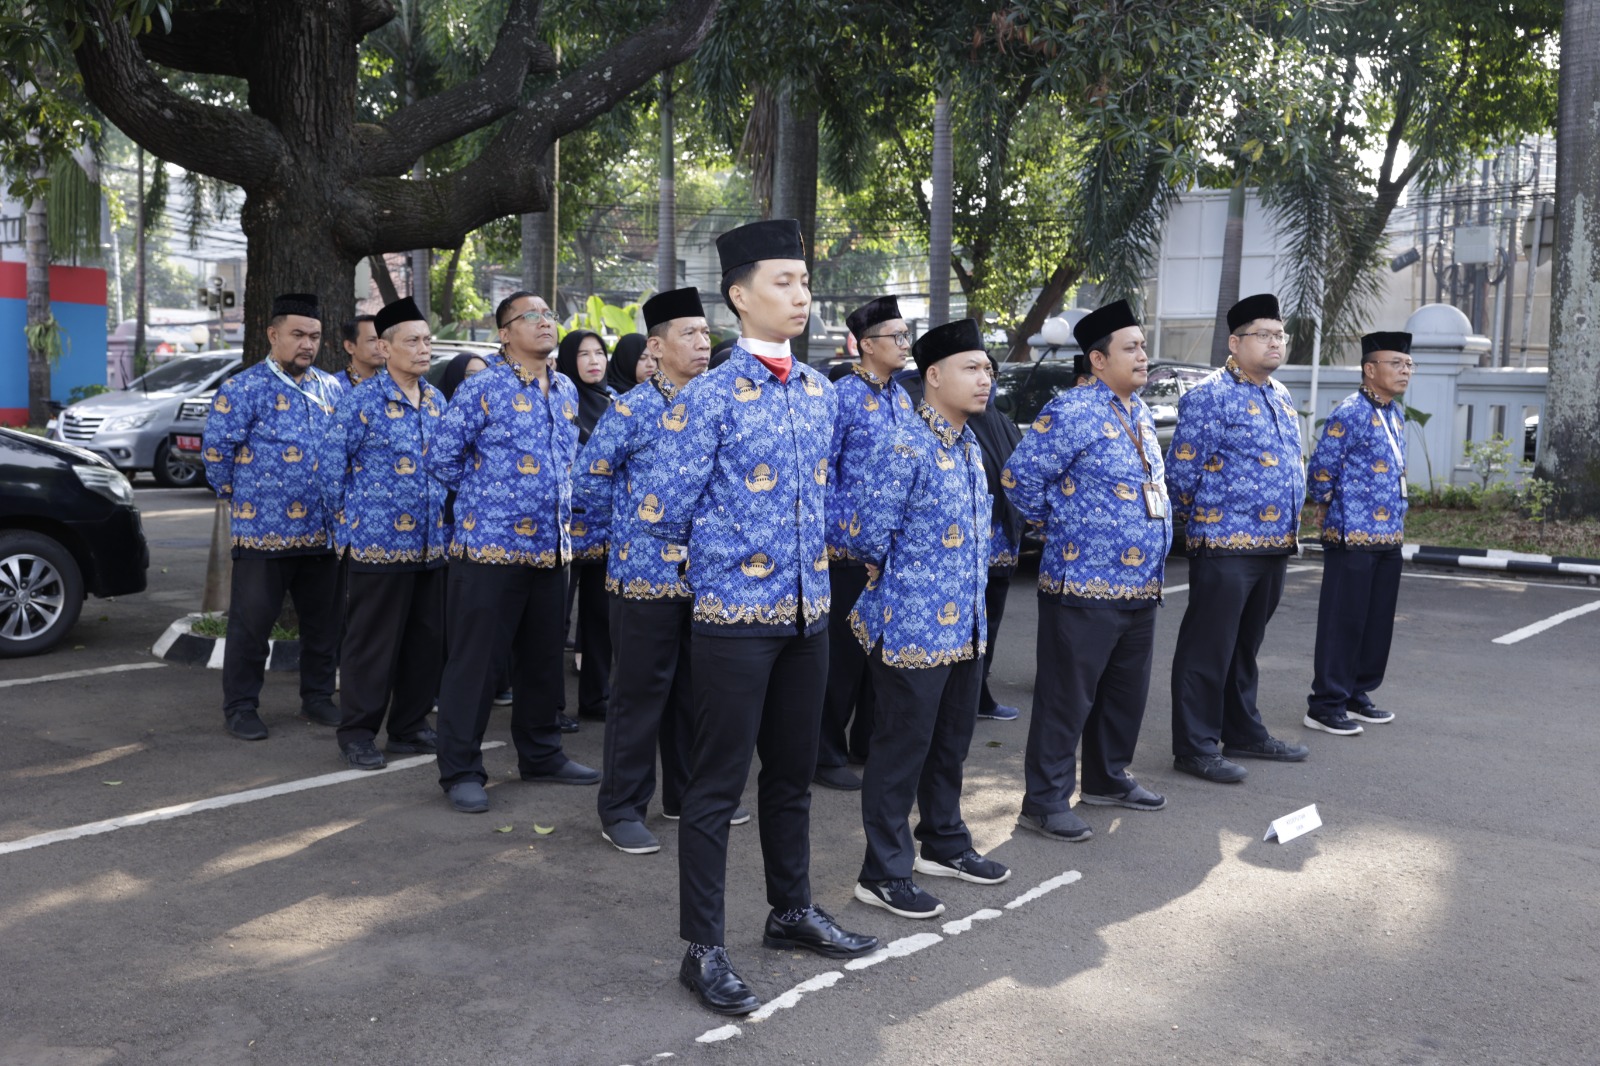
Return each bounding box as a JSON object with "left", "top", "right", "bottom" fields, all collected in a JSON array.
[
  {"left": 0, "top": 742, "right": 505, "bottom": 856},
  {"left": 0, "top": 662, "right": 167, "bottom": 689},
  {"left": 1400, "top": 569, "right": 1600, "bottom": 592},
  {"left": 1491, "top": 600, "right": 1600, "bottom": 645},
  {"left": 681, "top": 866, "right": 1082, "bottom": 1049}
]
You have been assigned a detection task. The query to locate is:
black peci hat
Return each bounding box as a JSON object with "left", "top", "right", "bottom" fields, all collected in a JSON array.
[
  {"left": 846, "top": 295, "right": 902, "bottom": 342},
  {"left": 716, "top": 219, "right": 806, "bottom": 275},
  {"left": 1361, "top": 331, "right": 1412, "bottom": 356},
  {"left": 1227, "top": 293, "right": 1282, "bottom": 332},
  {"left": 1071, "top": 299, "right": 1139, "bottom": 355},
  {"left": 271, "top": 292, "right": 320, "bottom": 320},
  {"left": 642, "top": 287, "right": 706, "bottom": 330},
  {"left": 912, "top": 318, "right": 984, "bottom": 374},
  {"left": 374, "top": 296, "right": 425, "bottom": 337}
]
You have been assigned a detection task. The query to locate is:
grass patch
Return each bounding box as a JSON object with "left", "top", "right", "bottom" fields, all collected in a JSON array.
[
  {"left": 188, "top": 613, "right": 300, "bottom": 640},
  {"left": 1299, "top": 492, "right": 1600, "bottom": 559}
]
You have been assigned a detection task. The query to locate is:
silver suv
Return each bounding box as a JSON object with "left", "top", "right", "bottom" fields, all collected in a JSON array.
[{"left": 48, "top": 351, "right": 243, "bottom": 488}]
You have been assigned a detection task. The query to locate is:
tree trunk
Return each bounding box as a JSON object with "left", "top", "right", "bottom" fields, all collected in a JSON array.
[
  {"left": 368, "top": 254, "right": 400, "bottom": 305},
  {"left": 929, "top": 93, "right": 953, "bottom": 328},
  {"left": 527, "top": 141, "right": 559, "bottom": 307},
  {"left": 240, "top": 187, "right": 358, "bottom": 370},
  {"left": 772, "top": 96, "right": 817, "bottom": 361},
  {"left": 439, "top": 244, "right": 463, "bottom": 325},
  {"left": 657, "top": 69, "right": 677, "bottom": 293},
  {"left": 1538, "top": 0, "right": 1600, "bottom": 515},
  {"left": 1005, "top": 258, "right": 1081, "bottom": 364},
  {"left": 25, "top": 163, "right": 52, "bottom": 426},
  {"left": 134, "top": 147, "right": 146, "bottom": 371},
  {"left": 1211, "top": 178, "right": 1246, "bottom": 366}
]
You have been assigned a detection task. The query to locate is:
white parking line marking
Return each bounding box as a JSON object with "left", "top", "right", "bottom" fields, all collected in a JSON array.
[
  {"left": 0, "top": 742, "right": 505, "bottom": 856},
  {"left": 141, "top": 507, "right": 216, "bottom": 518},
  {"left": 1491, "top": 600, "right": 1600, "bottom": 645},
  {"left": 687, "top": 868, "right": 1083, "bottom": 1047},
  {"left": 0, "top": 662, "right": 167, "bottom": 689},
  {"left": 1402, "top": 570, "right": 1600, "bottom": 592}
]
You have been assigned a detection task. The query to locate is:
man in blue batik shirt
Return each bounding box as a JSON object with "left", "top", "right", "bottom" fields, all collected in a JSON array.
[
  {"left": 640, "top": 218, "right": 879, "bottom": 1017},
  {"left": 1002, "top": 300, "right": 1173, "bottom": 843},
  {"left": 1165, "top": 293, "right": 1311, "bottom": 785},
  {"left": 202, "top": 292, "right": 344, "bottom": 741},
  {"left": 426, "top": 290, "right": 599, "bottom": 815},
  {"left": 1303, "top": 331, "right": 1413, "bottom": 737},
  {"left": 319, "top": 297, "right": 449, "bottom": 771},
  {"left": 815, "top": 294, "right": 915, "bottom": 792},
  {"left": 846, "top": 318, "right": 1011, "bottom": 921}
]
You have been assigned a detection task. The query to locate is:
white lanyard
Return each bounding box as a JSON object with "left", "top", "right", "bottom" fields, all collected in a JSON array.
[
  {"left": 266, "top": 359, "right": 337, "bottom": 415},
  {"left": 1369, "top": 395, "right": 1405, "bottom": 473}
]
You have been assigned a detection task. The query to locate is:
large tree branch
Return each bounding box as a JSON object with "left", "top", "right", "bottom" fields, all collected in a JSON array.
[
  {"left": 134, "top": 6, "right": 252, "bottom": 77},
  {"left": 356, "top": 0, "right": 719, "bottom": 251},
  {"left": 72, "top": 0, "right": 290, "bottom": 189},
  {"left": 359, "top": 0, "right": 551, "bottom": 176}
]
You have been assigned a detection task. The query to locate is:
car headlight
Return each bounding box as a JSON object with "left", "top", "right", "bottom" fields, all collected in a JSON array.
[
  {"left": 73, "top": 464, "right": 136, "bottom": 506},
  {"left": 104, "top": 410, "right": 158, "bottom": 432}
]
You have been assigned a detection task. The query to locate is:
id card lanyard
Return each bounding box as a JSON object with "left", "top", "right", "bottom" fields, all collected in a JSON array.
[
  {"left": 1367, "top": 392, "right": 1407, "bottom": 500},
  {"left": 1108, "top": 395, "right": 1166, "bottom": 520}
]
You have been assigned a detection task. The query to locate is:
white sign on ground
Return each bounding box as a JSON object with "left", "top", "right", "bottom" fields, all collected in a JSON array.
[{"left": 1264, "top": 803, "right": 1322, "bottom": 844}]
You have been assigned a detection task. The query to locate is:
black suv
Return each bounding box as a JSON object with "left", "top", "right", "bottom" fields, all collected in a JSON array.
[{"left": 0, "top": 428, "right": 149, "bottom": 657}]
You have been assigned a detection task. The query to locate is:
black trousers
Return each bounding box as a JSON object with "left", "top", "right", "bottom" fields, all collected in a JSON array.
[
  {"left": 435, "top": 561, "right": 569, "bottom": 789},
  {"left": 978, "top": 565, "right": 1014, "bottom": 714},
  {"left": 1309, "top": 545, "right": 1402, "bottom": 717},
  {"left": 572, "top": 560, "right": 612, "bottom": 717},
  {"left": 1170, "top": 553, "right": 1287, "bottom": 757},
  {"left": 859, "top": 652, "right": 982, "bottom": 882},
  {"left": 222, "top": 552, "right": 340, "bottom": 717},
  {"left": 597, "top": 595, "right": 692, "bottom": 825},
  {"left": 336, "top": 566, "right": 445, "bottom": 748},
  {"left": 1023, "top": 600, "right": 1156, "bottom": 814},
  {"left": 678, "top": 628, "right": 826, "bottom": 946},
  {"left": 819, "top": 563, "right": 874, "bottom": 768}
]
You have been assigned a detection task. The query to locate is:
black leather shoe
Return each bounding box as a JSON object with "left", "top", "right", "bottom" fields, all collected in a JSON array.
[
  {"left": 224, "top": 709, "right": 268, "bottom": 741},
  {"left": 762, "top": 905, "right": 879, "bottom": 959},
  {"left": 679, "top": 947, "right": 760, "bottom": 1016},
  {"left": 386, "top": 728, "right": 438, "bottom": 755},
  {"left": 813, "top": 764, "right": 862, "bottom": 791},
  {"left": 520, "top": 759, "right": 601, "bottom": 785},
  {"left": 340, "top": 739, "right": 386, "bottom": 771},
  {"left": 299, "top": 698, "right": 341, "bottom": 727}
]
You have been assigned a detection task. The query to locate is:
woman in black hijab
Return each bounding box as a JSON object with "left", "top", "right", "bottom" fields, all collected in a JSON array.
[
  {"left": 605, "top": 332, "right": 657, "bottom": 394},
  {"left": 554, "top": 329, "right": 615, "bottom": 730}
]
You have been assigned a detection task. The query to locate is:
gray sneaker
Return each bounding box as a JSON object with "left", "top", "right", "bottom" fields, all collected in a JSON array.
[
  {"left": 1015, "top": 809, "right": 1093, "bottom": 842},
  {"left": 1079, "top": 783, "right": 1167, "bottom": 811},
  {"left": 601, "top": 819, "right": 661, "bottom": 855}
]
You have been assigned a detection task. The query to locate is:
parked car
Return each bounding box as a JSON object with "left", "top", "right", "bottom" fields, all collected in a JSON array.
[
  {"left": 48, "top": 351, "right": 244, "bottom": 488},
  {"left": 0, "top": 427, "right": 149, "bottom": 657}
]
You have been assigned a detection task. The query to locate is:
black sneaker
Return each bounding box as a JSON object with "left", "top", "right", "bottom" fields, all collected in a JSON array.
[
  {"left": 340, "top": 739, "right": 386, "bottom": 771},
  {"left": 914, "top": 849, "right": 1012, "bottom": 884},
  {"left": 601, "top": 819, "right": 661, "bottom": 855},
  {"left": 300, "top": 698, "right": 341, "bottom": 727},
  {"left": 1079, "top": 783, "right": 1168, "bottom": 811},
  {"left": 386, "top": 728, "right": 438, "bottom": 754},
  {"left": 557, "top": 714, "right": 580, "bottom": 734},
  {"left": 1303, "top": 712, "right": 1363, "bottom": 736},
  {"left": 1172, "top": 753, "right": 1247, "bottom": 784},
  {"left": 1346, "top": 704, "right": 1395, "bottom": 724},
  {"left": 224, "top": 708, "right": 268, "bottom": 741},
  {"left": 854, "top": 878, "right": 945, "bottom": 919},
  {"left": 661, "top": 807, "right": 749, "bottom": 825},
  {"left": 1223, "top": 736, "right": 1311, "bottom": 761}
]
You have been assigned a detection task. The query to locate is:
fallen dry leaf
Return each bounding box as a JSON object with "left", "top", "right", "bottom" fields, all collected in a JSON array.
[
  {"left": 494, "top": 825, "right": 514, "bottom": 833},
  {"left": 533, "top": 824, "right": 554, "bottom": 835}
]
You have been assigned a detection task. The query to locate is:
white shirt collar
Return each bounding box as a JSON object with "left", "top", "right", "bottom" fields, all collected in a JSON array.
[{"left": 738, "top": 335, "right": 792, "bottom": 360}]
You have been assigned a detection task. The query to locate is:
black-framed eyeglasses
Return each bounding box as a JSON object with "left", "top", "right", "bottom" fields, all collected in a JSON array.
[
  {"left": 1373, "top": 358, "right": 1415, "bottom": 370},
  {"left": 1238, "top": 330, "right": 1287, "bottom": 345},
  {"left": 499, "top": 309, "right": 559, "bottom": 329},
  {"left": 865, "top": 330, "right": 912, "bottom": 347}
]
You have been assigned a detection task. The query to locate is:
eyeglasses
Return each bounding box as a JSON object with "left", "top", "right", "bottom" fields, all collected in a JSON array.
[
  {"left": 865, "top": 330, "right": 912, "bottom": 347},
  {"left": 1238, "top": 330, "right": 1287, "bottom": 345},
  {"left": 1373, "top": 358, "right": 1415, "bottom": 370},
  {"left": 500, "top": 309, "right": 559, "bottom": 328}
]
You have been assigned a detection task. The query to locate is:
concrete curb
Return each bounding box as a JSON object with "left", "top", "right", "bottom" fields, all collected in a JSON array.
[
  {"left": 1300, "top": 541, "right": 1600, "bottom": 579},
  {"left": 151, "top": 613, "right": 302, "bottom": 671}
]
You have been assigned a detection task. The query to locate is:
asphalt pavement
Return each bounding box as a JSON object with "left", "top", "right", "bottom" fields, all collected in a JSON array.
[{"left": 2, "top": 484, "right": 1597, "bottom": 1066}]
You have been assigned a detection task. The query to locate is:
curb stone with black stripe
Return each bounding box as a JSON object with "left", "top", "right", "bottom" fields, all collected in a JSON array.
[{"left": 151, "top": 613, "right": 301, "bottom": 671}]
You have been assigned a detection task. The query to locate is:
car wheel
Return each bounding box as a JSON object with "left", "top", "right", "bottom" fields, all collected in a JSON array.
[
  {"left": 0, "top": 531, "right": 86, "bottom": 658},
  {"left": 152, "top": 438, "right": 205, "bottom": 489}
]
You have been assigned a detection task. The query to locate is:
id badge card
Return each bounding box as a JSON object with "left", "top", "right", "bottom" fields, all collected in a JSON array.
[
  {"left": 1143, "top": 482, "right": 1168, "bottom": 520},
  {"left": 1399, "top": 478, "right": 1408, "bottom": 499}
]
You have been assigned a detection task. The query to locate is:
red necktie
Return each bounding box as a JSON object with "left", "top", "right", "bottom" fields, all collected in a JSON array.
[{"left": 753, "top": 353, "right": 792, "bottom": 384}]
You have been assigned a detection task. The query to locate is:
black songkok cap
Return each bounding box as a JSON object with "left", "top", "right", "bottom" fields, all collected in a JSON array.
[
  {"left": 271, "top": 292, "right": 320, "bottom": 320},
  {"left": 716, "top": 218, "right": 806, "bottom": 275},
  {"left": 1071, "top": 299, "right": 1139, "bottom": 355},
  {"left": 1227, "top": 293, "right": 1282, "bottom": 332},
  {"left": 374, "top": 296, "right": 425, "bottom": 338},
  {"left": 642, "top": 287, "right": 706, "bottom": 330},
  {"left": 912, "top": 318, "right": 984, "bottom": 374},
  {"left": 845, "top": 296, "right": 902, "bottom": 342},
  {"left": 1361, "top": 331, "right": 1412, "bottom": 356}
]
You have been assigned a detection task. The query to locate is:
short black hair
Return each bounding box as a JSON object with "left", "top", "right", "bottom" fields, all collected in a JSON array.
[
  {"left": 1086, "top": 333, "right": 1114, "bottom": 360},
  {"left": 495, "top": 290, "right": 539, "bottom": 329},
  {"left": 341, "top": 314, "right": 376, "bottom": 346},
  {"left": 720, "top": 264, "right": 758, "bottom": 317},
  {"left": 647, "top": 320, "right": 672, "bottom": 340}
]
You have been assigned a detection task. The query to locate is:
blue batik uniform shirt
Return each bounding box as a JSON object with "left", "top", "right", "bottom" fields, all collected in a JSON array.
[
  {"left": 572, "top": 371, "right": 691, "bottom": 601},
  {"left": 320, "top": 369, "right": 450, "bottom": 571},
  {"left": 1308, "top": 385, "right": 1408, "bottom": 547},
  {"left": 639, "top": 342, "right": 837, "bottom": 636},
  {"left": 426, "top": 357, "right": 580, "bottom": 567},
  {"left": 1164, "top": 357, "right": 1306, "bottom": 555},
  {"left": 1003, "top": 378, "right": 1171, "bottom": 606},
  {"left": 827, "top": 364, "right": 914, "bottom": 562},
  {"left": 569, "top": 383, "right": 620, "bottom": 563},
  {"left": 202, "top": 359, "right": 341, "bottom": 557},
  {"left": 844, "top": 400, "right": 991, "bottom": 667}
]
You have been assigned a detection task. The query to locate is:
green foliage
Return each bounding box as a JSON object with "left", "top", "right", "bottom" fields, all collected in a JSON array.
[
  {"left": 24, "top": 316, "right": 66, "bottom": 364},
  {"left": 1519, "top": 476, "right": 1558, "bottom": 524},
  {"left": 1403, "top": 403, "right": 1437, "bottom": 499},
  {"left": 429, "top": 233, "right": 491, "bottom": 325},
  {"left": 1463, "top": 433, "right": 1516, "bottom": 491},
  {"left": 561, "top": 294, "right": 643, "bottom": 340},
  {"left": 68, "top": 383, "right": 110, "bottom": 404},
  {"left": 46, "top": 152, "right": 101, "bottom": 262}
]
